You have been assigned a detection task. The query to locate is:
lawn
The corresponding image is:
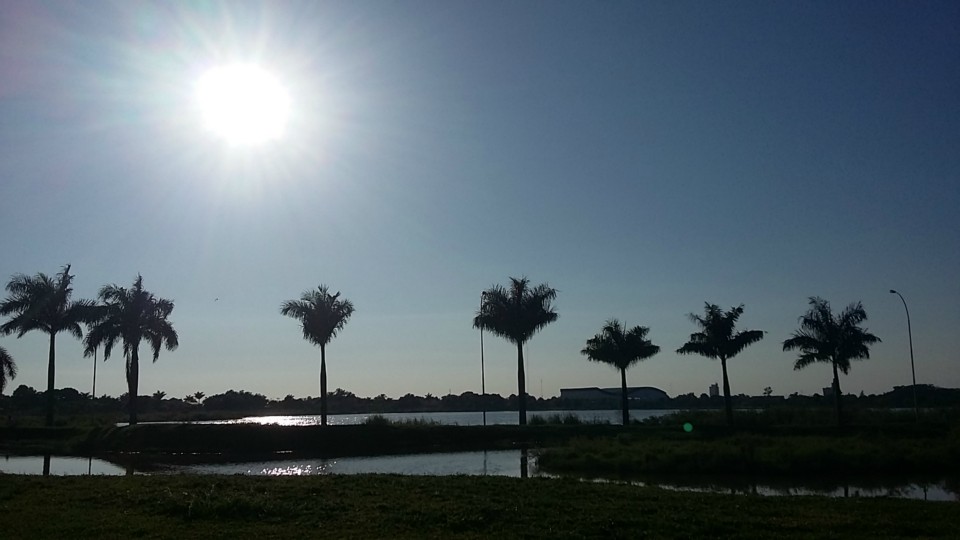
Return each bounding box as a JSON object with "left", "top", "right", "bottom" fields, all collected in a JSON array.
[{"left": 1, "top": 474, "right": 957, "bottom": 539}]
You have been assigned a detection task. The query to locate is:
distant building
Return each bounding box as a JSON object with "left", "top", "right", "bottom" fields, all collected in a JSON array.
[
  {"left": 709, "top": 383, "right": 719, "bottom": 398},
  {"left": 559, "top": 386, "right": 669, "bottom": 402}
]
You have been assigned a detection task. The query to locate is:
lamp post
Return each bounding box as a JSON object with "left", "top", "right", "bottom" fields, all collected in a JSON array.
[
  {"left": 479, "top": 291, "right": 487, "bottom": 426},
  {"left": 889, "top": 289, "right": 918, "bottom": 421},
  {"left": 91, "top": 346, "right": 97, "bottom": 399}
]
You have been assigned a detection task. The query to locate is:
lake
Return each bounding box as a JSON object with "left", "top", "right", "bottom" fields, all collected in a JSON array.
[{"left": 186, "top": 409, "right": 675, "bottom": 426}]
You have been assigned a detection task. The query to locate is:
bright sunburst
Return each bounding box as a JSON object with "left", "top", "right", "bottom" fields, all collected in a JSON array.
[{"left": 195, "top": 64, "right": 291, "bottom": 146}]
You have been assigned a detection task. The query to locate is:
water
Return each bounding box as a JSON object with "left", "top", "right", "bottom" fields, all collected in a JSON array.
[
  {"left": 169, "top": 449, "right": 537, "bottom": 478},
  {"left": 190, "top": 409, "right": 674, "bottom": 426},
  {"left": 3, "top": 452, "right": 956, "bottom": 501},
  {"left": 0, "top": 455, "right": 127, "bottom": 476}
]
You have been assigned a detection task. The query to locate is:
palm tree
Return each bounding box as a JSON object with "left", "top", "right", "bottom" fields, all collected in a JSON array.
[
  {"left": 83, "top": 275, "right": 178, "bottom": 425},
  {"left": 0, "top": 345, "right": 16, "bottom": 395},
  {"left": 281, "top": 285, "right": 355, "bottom": 426},
  {"left": 677, "top": 303, "right": 764, "bottom": 426},
  {"left": 0, "top": 265, "right": 96, "bottom": 425},
  {"left": 581, "top": 320, "right": 660, "bottom": 425},
  {"left": 474, "top": 277, "right": 558, "bottom": 425},
  {"left": 783, "top": 297, "right": 880, "bottom": 426}
]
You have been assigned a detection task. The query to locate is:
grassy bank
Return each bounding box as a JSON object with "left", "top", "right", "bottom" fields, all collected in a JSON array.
[
  {"left": 1, "top": 475, "right": 958, "bottom": 539},
  {"left": 537, "top": 429, "right": 960, "bottom": 477},
  {"left": 2, "top": 423, "right": 626, "bottom": 462}
]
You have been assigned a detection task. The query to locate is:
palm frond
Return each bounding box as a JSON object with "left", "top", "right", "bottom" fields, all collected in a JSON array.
[
  {"left": 677, "top": 303, "right": 762, "bottom": 361},
  {"left": 0, "top": 265, "right": 95, "bottom": 339},
  {"left": 474, "top": 277, "right": 558, "bottom": 345},
  {"left": 84, "top": 275, "right": 177, "bottom": 365},
  {"left": 582, "top": 318, "right": 659, "bottom": 371},
  {"left": 0, "top": 345, "right": 16, "bottom": 394},
  {"left": 784, "top": 297, "right": 880, "bottom": 375},
  {"left": 281, "top": 285, "right": 355, "bottom": 347}
]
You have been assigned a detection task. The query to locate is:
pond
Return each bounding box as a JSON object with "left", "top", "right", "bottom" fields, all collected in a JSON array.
[
  {"left": 3, "top": 452, "right": 956, "bottom": 502},
  {"left": 164, "top": 449, "right": 537, "bottom": 478}
]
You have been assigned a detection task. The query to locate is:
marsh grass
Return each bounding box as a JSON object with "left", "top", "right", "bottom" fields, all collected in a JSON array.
[
  {"left": 363, "top": 414, "right": 441, "bottom": 427},
  {"left": 1, "top": 475, "right": 958, "bottom": 539},
  {"left": 529, "top": 412, "right": 595, "bottom": 425}
]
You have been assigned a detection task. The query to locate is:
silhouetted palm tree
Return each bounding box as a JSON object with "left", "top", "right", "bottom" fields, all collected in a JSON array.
[
  {"left": 0, "top": 345, "right": 16, "bottom": 394},
  {"left": 677, "top": 303, "right": 764, "bottom": 425},
  {"left": 83, "top": 275, "right": 178, "bottom": 425},
  {"left": 581, "top": 320, "right": 660, "bottom": 425},
  {"left": 474, "top": 277, "right": 558, "bottom": 425},
  {"left": 0, "top": 265, "right": 96, "bottom": 425},
  {"left": 783, "top": 297, "right": 880, "bottom": 426},
  {"left": 281, "top": 285, "right": 354, "bottom": 426}
]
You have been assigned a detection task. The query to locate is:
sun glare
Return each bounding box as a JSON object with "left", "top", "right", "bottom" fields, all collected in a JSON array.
[{"left": 195, "top": 64, "right": 291, "bottom": 146}]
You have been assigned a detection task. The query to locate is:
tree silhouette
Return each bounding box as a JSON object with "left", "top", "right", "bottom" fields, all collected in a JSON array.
[
  {"left": 677, "top": 303, "right": 764, "bottom": 425},
  {"left": 474, "top": 277, "right": 558, "bottom": 425},
  {"left": 281, "top": 285, "right": 354, "bottom": 426},
  {"left": 581, "top": 320, "right": 660, "bottom": 425},
  {"left": 83, "top": 275, "right": 179, "bottom": 425},
  {"left": 783, "top": 297, "right": 880, "bottom": 426},
  {"left": 0, "top": 345, "right": 16, "bottom": 395},
  {"left": 0, "top": 265, "right": 96, "bottom": 425}
]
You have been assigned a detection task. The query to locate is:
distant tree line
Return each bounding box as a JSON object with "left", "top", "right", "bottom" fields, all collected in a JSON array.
[{"left": 3, "top": 384, "right": 957, "bottom": 423}]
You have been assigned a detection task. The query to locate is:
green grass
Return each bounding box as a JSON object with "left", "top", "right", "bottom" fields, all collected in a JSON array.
[{"left": 0, "top": 474, "right": 957, "bottom": 539}]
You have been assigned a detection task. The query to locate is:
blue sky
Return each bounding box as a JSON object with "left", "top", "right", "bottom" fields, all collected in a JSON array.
[{"left": 1, "top": 1, "right": 957, "bottom": 401}]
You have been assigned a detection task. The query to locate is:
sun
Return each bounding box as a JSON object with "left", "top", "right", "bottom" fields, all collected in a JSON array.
[{"left": 195, "top": 64, "right": 291, "bottom": 146}]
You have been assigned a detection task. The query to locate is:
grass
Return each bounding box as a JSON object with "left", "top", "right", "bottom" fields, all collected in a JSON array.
[{"left": 1, "top": 474, "right": 958, "bottom": 539}]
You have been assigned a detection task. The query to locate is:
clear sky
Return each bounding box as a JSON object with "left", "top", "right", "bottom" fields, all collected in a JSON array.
[{"left": 1, "top": 1, "right": 957, "bottom": 402}]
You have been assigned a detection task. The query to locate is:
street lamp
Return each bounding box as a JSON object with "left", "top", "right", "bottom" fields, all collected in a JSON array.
[
  {"left": 91, "top": 346, "right": 98, "bottom": 399},
  {"left": 479, "top": 292, "right": 489, "bottom": 426},
  {"left": 889, "top": 289, "right": 918, "bottom": 421}
]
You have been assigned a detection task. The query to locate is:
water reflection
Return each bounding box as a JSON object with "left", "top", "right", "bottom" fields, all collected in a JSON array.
[
  {"left": 607, "top": 474, "right": 959, "bottom": 502},
  {"left": 172, "top": 449, "right": 540, "bottom": 478},
  {"left": 0, "top": 455, "right": 127, "bottom": 475}
]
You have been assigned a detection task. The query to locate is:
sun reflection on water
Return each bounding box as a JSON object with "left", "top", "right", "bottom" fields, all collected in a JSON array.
[{"left": 257, "top": 461, "right": 335, "bottom": 476}]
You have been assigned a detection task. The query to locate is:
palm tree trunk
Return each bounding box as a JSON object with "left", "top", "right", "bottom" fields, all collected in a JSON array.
[
  {"left": 516, "top": 342, "right": 526, "bottom": 426},
  {"left": 832, "top": 360, "right": 843, "bottom": 426},
  {"left": 620, "top": 367, "right": 629, "bottom": 426},
  {"left": 45, "top": 333, "right": 55, "bottom": 427},
  {"left": 320, "top": 344, "right": 328, "bottom": 427},
  {"left": 128, "top": 348, "right": 140, "bottom": 425},
  {"left": 721, "top": 356, "right": 733, "bottom": 426}
]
